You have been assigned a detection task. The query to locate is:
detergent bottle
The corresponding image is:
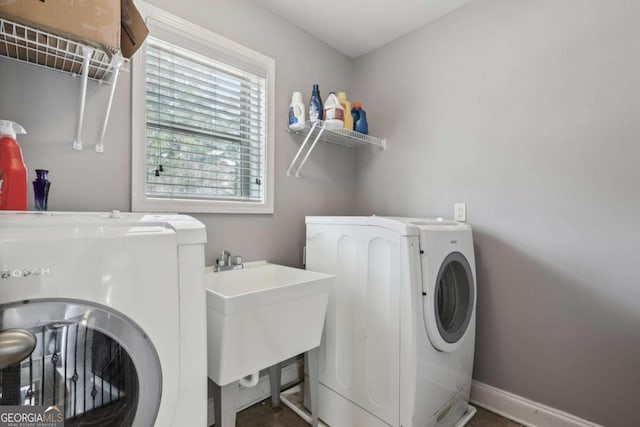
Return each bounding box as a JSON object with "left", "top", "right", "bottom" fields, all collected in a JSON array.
[
  {"left": 352, "top": 101, "right": 368, "bottom": 134},
  {"left": 337, "top": 92, "right": 353, "bottom": 131},
  {"left": 351, "top": 108, "right": 360, "bottom": 131},
  {"left": 308, "top": 84, "right": 323, "bottom": 123},
  {"left": 288, "top": 91, "right": 306, "bottom": 131},
  {"left": 0, "top": 120, "right": 28, "bottom": 210},
  {"left": 323, "top": 92, "right": 344, "bottom": 130}
]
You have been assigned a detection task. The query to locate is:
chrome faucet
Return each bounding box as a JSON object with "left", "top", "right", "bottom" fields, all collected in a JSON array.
[{"left": 214, "top": 250, "right": 244, "bottom": 272}]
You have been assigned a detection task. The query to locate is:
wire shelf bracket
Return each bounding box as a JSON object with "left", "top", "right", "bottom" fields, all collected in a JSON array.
[
  {"left": 286, "top": 120, "right": 387, "bottom": 178},
  {"left": 0, "top": 17, "right": 128, "bottom": 153}
]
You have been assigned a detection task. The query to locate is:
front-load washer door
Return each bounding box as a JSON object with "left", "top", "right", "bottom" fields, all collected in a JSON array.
[
  {"left": 423, "top": 251, "right": 475, "bottom": 352},
  {"left": 0, "top": 299, "right": 162, "bottom": 426}
]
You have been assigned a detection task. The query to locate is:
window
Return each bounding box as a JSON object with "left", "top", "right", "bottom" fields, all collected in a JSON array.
[{"left": 132, "top": 4, "right": 275, "bottom": 213}]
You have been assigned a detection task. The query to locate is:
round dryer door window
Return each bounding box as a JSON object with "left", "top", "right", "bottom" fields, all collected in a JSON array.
[
  {"left": 0, "top": 299, "right": 162, "bottom": 426},
  {"left": 434, "top": 252, "right": 475, "bottom": 344}
]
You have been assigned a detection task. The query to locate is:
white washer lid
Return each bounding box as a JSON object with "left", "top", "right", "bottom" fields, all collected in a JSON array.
[
  {"left": 0, "top": 211, "right": 207, "bottom": 245},
  {"left": 306, "top": 215, "right": 468, "bottom": 235}
]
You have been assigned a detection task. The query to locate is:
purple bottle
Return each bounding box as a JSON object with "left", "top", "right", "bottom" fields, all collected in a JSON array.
[{"left": 33, "top": 169, "right": 51, "bottom": 211}]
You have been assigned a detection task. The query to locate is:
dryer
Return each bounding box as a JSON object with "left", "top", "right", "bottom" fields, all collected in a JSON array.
[
  {"left": 305, "top": 216, "right": 476, "bottom": 427},
  {"left": 0, "top": 212, "right": 207, "bottom": 426}
]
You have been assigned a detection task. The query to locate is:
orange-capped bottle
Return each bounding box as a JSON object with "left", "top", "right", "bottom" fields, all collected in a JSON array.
[{"left": 351, "top": 102, "right": 368, "bottom": 134}]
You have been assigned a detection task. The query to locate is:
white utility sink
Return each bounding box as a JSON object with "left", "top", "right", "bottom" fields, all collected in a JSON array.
[{"left": 205, "top": 261, "right": 333, "bottom": 386}]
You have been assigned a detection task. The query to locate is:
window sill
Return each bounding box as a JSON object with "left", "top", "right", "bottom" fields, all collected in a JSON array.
[{"left": 132, "top": 196, "right": 274, "bottom": 215}]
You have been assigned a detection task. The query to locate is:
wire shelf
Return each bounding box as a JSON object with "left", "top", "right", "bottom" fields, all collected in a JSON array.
[
  {"left": 286, "top": 120, "right": 387, "bottom": 149},
  {"left": 0, "top": 17, "right": 119, "bottom": 82},
  {"left": 286, "top": 120, "right": 387, "bottom": 177},
  {"left": 0, "top": 17, "right": 127, "bottom": 152}
]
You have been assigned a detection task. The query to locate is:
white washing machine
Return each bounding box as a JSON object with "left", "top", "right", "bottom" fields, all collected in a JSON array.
[
  {"left": 0, "top": 211, "right": 207, "bottom": 426},
  {"left": 305, "top": 216, "right": 477, "bottom": 427}
]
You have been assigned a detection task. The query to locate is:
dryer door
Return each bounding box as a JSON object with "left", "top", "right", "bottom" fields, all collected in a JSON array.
[
  {"left": 0, "top": 299, "right": 162, "bottom": 426},
  {"left": 424, "top": 251, "right": 475, "bottom": 352}
]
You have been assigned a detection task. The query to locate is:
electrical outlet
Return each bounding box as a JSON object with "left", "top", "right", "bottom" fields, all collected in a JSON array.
[{"left": 454, "top": 203, "right": 467, "bottom": 222}]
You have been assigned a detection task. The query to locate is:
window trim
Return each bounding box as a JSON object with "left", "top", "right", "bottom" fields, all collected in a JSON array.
[{"left": 131, "top": 2, "right": 275, "bottom": 214}]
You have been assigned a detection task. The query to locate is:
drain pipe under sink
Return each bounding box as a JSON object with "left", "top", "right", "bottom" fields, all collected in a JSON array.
[{"left": 239, "top": 372, "right": 260, "bottom": 388}]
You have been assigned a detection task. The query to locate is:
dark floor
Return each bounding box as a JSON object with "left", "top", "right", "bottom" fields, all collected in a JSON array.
[
  {"left": 236, "top": 399, "right": 522, "bottom": 427},
  {"left": 467, "top": 407, "right": 523, "bottom": 427}
]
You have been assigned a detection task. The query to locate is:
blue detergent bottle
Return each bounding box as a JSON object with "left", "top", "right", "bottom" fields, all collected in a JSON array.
[
  {"left": 352, "top": 101, "right": 368, "bottom": 134},
  {"left": 351, "top": 107, "right": 360, "bottom": 131},
  {"left": 309, "top": 84, "right": 323, "bottom": 123}
]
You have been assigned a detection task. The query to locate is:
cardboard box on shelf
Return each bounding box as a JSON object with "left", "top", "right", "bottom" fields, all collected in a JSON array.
[
  {"left": 121, "top": 0, "right": 149, "bottom": 59},
  {"left": 0, "top": 0, "right": 121, "bottom": 52},
  {"left": 0, "top": 0, "right": 149, "bottom": 78}
]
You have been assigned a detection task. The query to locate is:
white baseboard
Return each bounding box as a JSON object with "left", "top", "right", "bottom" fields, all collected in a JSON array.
[
  {"left": 470, "top": 381, "right": 603, "bottom": 427},
  {"left": 207, "top": 359, "right": 302, "bottom": 425}
]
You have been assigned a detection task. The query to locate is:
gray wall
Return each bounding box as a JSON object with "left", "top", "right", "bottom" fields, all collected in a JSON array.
[
  {"left": 3, "top": 0, "right": 639, "bottom": 424},
  {"left": 0, "top": 0, "right": 356, "bottom": 267},
  {"left": 352, "top": 0, "right": 640, "bottom": 425}
]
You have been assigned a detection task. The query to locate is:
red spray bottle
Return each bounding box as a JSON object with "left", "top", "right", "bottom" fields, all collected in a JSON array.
[{"left": 0, "top": 121, "right": 28, "bottom": 210}]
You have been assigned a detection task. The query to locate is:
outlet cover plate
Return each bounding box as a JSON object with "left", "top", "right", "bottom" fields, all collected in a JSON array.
[{"left": 454, "top": 203, "right": 467, "bottom": 222}]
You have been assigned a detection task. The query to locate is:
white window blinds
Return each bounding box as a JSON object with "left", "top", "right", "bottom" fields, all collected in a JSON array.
[{"left": 144, "top": 36, "right": 266, "bottom": 203}]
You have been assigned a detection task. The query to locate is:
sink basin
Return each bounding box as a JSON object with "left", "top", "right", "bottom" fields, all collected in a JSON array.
[{"left": 205, "top": 261, "right": 333, "bottom": 386}]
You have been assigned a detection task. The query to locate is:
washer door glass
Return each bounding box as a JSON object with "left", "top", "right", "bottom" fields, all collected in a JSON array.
[
  {"left": 0, "top": 300, "right": 161, "bottom": 426},
  {"left": 434, "top": 252, "right": 475, "bottom": 344}
]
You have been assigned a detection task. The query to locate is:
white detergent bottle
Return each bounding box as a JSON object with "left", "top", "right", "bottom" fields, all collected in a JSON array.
[
  {"left": 323, "top": 92, "right": 344, "bottom": 130},
  {"left": 288, "top": 91, "right": 306, "bottom": 131}
]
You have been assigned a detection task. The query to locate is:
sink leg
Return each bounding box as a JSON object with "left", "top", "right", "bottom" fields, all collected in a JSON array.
[
  {"left": 212, "top": 381, "right": 238, "bottom": 427},
  {"left": 307, "top": 347, "right": 320, "bottom": 427},
  {"left": 269, "top": 363, "right": 282, "bottom": 407}
]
